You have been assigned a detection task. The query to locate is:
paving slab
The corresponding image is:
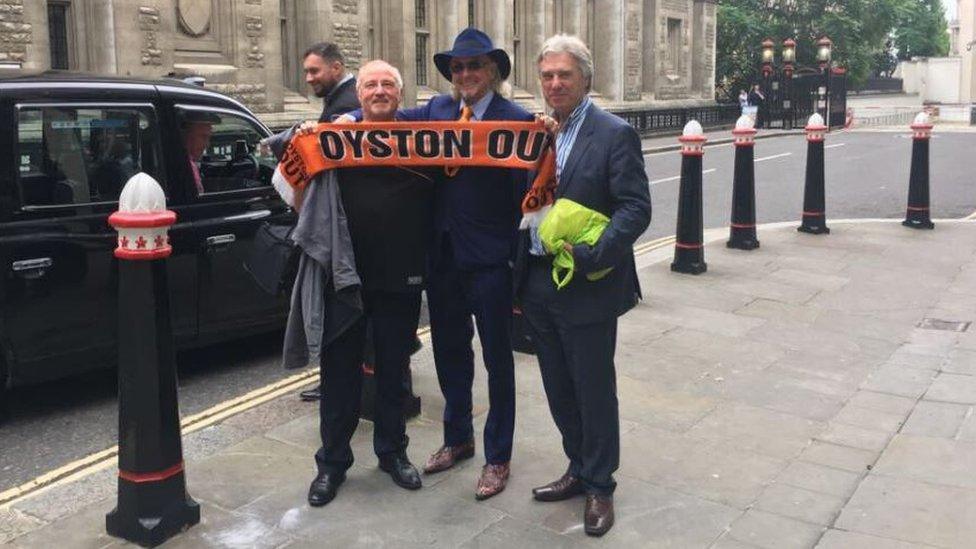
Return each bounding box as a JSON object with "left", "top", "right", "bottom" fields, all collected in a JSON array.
[
  {"left": 924, "top": 373, "right": 976, "bottom": 404},
  {"left": 835, "top": 474, "right": 976, "bottom": 548},
  {"left": 725, "top": 509, "right": 825, "bottom": 549},
  {"left": 815, "top": 529, "right": 940, "bottom": 549},
  {"left": 900, "top": 401, "right": 971, "bottom": 438},
  {"left": 872, "top": 434, "right": 976, "bottom": 490}
]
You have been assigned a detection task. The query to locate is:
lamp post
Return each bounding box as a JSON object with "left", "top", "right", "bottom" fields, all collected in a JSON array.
[
  {"left": 782, "top": 38, "right": 796, "bottom": 129},
  {"left": 760, "top": 38, "right": 775, "bottom": 129},
  {"left": 817, "top": 36, "right": 833, "bottom": 126}
]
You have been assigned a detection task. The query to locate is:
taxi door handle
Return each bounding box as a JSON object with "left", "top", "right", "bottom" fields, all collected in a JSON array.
[
  {"left": 12, "top": 257, "right": 53, "bottom": 279},
  {"left": 205, "top": 234, "right": 236, "bottom": 249}
]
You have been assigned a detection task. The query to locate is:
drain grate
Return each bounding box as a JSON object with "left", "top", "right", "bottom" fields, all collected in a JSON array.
[{"left": 917, "top": 318, "right": 971, "bottom": 332}]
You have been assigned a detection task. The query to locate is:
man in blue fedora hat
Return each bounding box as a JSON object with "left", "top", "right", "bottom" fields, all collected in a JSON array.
[{"left": 344, "top": 27, "right": 533, "bottom": 500}]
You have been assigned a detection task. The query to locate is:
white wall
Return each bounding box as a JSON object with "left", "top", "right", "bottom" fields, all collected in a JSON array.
[{"left": 896, "top": 57, "right": 963, "bottom": 103}]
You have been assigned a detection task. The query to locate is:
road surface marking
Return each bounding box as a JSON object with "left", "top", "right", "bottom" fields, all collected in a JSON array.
[
  {"left": 754, "top": 152, "right": 792, "bottom": 162},
  {"left": 650, "top": 168, "right": 715, "bottom": 186},
  {"left": 825, "top": 143, "right": 846, "bottom": 149}
]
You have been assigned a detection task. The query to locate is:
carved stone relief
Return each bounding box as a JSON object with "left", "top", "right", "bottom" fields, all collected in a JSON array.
[
  {"left": 139, "top": 6, "right": 162, "bottom": 66},
  {"left": 333, "top": 0, "right": 359, "bottom": 14},
  {"left": 244, "top": 15, "right": 264, "bottom": 67},
  {"left": 333, "top": 23, "right": 362, "bottom": 69}
]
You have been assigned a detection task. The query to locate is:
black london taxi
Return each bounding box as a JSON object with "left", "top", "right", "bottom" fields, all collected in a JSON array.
[{"left": 0, "top": 72, "right": 294, "bottom": 408}]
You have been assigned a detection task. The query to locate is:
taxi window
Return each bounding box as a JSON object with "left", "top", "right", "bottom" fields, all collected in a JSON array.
[
  {"left": 15, "top": 106, "right": 163, "bottom": 207},
  {"left": 177, "top": 108, "right": 275, "bottom": 196}
]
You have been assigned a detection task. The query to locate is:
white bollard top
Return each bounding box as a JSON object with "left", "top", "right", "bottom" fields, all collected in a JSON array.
[
  {"left": 108, "top": 172, "right": 176, "bottom": 260},
  {"left": 807, "top": 113, "right": 826, "bottom": 128},
  {"left": 118, "top": 172, "right": 167, "bottom": 213},
  {"left": 735, "top": 115, "right": 755, "bottom": 130},
  {"left": 913, "top": 111, "right": 931, "bottom": 127},
  {"left": 682, "top": 120, "right": 704, "bottom": 137}
]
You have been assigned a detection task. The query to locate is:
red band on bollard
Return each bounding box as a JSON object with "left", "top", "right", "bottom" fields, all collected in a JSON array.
[
  {"left": 118, "top": 461, "right": 184, "bottom": 484},
  {"left": 906, "top": 206, "right": 930, "bottom": 211},
  {"left": 674, "top": 242, "right": 704, "bottom": 249},
  {"left": 802, "top": 211, "right": 824, "bottom": 216},
  {"left": 730, "top": 222, "right": 756, "bottom": 229}
]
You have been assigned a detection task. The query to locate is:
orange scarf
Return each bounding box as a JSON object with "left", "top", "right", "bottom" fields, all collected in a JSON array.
[{"left": 277, "top": 121, "right": 557, "bottom": 217}]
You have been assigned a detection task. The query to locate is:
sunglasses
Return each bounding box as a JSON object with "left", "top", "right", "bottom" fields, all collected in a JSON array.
[{"left": 449, "top": 60, "right": 485, "bottom": 74}]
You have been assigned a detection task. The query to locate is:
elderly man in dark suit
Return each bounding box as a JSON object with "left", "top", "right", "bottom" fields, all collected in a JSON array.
[
  {"left": 343, "top": 28, "right": 533, "bottom": 500},
  {"left": 516, "top": 34, "right": 651, "bottom": 536}
]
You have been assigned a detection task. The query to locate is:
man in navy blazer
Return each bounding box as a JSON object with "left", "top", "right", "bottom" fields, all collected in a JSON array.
[
  {"left": 516, "top": 35, "right": 651, "bottom": 536},
  {"left": 343, "top": 28, "right": 532, "bottom": 499}
]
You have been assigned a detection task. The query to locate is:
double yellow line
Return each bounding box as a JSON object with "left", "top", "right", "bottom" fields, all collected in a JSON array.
[{"left": 1, "top": 238, "right": 680, "bottom": 510}]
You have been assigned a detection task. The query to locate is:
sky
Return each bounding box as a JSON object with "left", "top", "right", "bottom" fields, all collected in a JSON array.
[{"left": 945, "top": 0, "right": 956, "bottom": 20}]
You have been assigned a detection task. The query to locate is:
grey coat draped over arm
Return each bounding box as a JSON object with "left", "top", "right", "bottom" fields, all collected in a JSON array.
[{"left": 265, "top": 127, "right": 363, "bottom": 370}]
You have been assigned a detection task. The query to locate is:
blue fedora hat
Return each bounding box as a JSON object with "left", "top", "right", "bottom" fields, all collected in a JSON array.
[{"left": 433, "top": 27, "right": 511, "bottom": 81}]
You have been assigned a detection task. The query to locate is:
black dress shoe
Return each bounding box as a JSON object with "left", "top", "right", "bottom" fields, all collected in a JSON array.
[
  {"left": 584, "top": 494, "right": 614, "bottom": 536},
  {"left": 532, "top": 473, "right": 583, "bottom": 502},
  {"left": 379, "top": 454, "right": 422, "bottom": 490},
  {"left": 307, "top": 471, "right": 345, "bottom": 507},
  {"left": 300, "top": 387, "right": 321, "bottom": 402}
]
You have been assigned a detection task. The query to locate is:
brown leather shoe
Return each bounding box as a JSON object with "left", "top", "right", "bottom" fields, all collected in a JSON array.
[
  {"left": 584, "top": 494, "right": 614, "bottom": 536},
  {"left": 475, "top": 463, "right": 510, "bottom": 500},
  {"left": 532, "top": 473, "right": 583, "bottom": 502},
  {"left": 423, "top": 441, "right": 475, "bottom": 474}
]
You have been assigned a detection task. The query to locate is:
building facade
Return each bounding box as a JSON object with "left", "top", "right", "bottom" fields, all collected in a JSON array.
[{"left": 9, "top": 0, "right": 717, "bottom": 121}]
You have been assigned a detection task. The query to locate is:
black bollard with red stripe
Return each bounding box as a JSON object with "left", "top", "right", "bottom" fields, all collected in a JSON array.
[
  {"left": 106, "top": 173, "right": 199, "bottom": 547},
  {"left": 797, "top": 113, "right": 830, "bottom": 234},
  {"left": 903, "top": 112, "right": 935, "bottom": 229},
  {"left": 672, "top": 121, "right": 708, "bottom": 274},
  {"left": 728, "top": 115, "right": 760, "bottom": 250}
]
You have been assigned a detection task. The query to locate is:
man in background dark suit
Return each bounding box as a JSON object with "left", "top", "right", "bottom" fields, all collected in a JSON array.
[
  {"left": 517, "top": 34, "right": 651, "bottom": 536},
  {"left": 297, "top": 41, "right": 360, "bottom": 402}
]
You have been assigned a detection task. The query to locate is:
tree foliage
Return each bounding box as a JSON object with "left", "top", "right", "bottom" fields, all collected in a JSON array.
[
  {"left": 716, "top": 0, "right": 944, "bottom": 100},
  {"left": 892, "top": 0, "right": 950, "bottom": 60}
]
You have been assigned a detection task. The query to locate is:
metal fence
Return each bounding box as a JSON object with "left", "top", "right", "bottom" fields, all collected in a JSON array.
[{"left": 612, "top": 104, "right": 741, "bottom": 136}]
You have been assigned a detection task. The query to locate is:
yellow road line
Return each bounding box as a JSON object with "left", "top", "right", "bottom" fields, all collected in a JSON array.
[{"left": 5, "top": 242, "right": 678, "bottom": 510}]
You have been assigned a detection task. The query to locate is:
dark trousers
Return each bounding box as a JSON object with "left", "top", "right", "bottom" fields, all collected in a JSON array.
[
  {"left": 521, "top": 260, "right": 620, "bottom": 495},
  {"left": 315, "top": 289, "right": 422, "bottom": 474},
  {"left": 427, "top": 238, "right": 516, "bottom": 464}
]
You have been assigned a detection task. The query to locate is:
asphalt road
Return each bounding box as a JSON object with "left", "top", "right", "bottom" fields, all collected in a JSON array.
[{"left": 2, "top": 129, "right": 975, "bottom": 493}]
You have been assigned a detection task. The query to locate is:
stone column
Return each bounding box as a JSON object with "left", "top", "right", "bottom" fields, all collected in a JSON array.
[
  {"left": 13, "top": 0, "right": 42, "bottom": 70},
  {"left": 562, "top": 0, "right": 582, "bottom": 36},
  {"left": 522, "top": 0, "right": 546, "bottom": 97},
  {"left": 691, "top": 0, "right": 715, "bottom": 99},
  {"left": 88, "top": 0, "right": 118, "bottom": 74},
  {"left": 380, "top": 0, "right": 418, "bottom": 106},
  {"left": 642, "top": 0, "right": 658, "bottom": 96},
  {"left": 483, "top": 0, "right": 514, "bottom": 62},
  {"left": 692, "top": 0, "right": 704, "bottom": 95},
  {"left": 435, "top": 0, "right": 464, "bottom": 94},
  {"left": 591, "top": 0, "right": 623, "bottom": 101},
  {"left": 623, "top": 0, "right": 642, "bottom": 101}
]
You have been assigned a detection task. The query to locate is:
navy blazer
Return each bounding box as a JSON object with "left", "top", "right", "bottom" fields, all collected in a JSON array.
[
  {"left": 515, "top": 102, "right": 651, "bottom": 324},
  {"left": 395, "top": 94, "right": 534, "bottom": 270}
]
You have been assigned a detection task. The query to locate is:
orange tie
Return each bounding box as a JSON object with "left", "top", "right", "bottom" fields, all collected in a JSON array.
[{"left": 445, "top": 106, "right": 473, "bottom": 177}]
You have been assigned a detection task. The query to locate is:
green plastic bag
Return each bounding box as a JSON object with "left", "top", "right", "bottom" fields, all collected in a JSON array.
[{"left": 538, "top": 198, "right": 613, "bottom": 289}]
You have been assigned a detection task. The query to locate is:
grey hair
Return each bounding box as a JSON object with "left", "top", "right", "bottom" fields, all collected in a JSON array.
[
  {"left": 537, "top": 34, "right": 593, "bottom": 90},
  {"left": 357, "top": 59, "right": 404, "bottom": 90}
]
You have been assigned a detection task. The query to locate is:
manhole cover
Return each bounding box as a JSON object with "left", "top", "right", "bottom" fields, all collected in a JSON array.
[{"left": 917, "top": 318, "right": 971, "bottom": 332}]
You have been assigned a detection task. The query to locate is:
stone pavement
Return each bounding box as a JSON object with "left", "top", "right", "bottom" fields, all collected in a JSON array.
[{"left": 6, "top": 219, "right": 976, "bottom": 548}]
